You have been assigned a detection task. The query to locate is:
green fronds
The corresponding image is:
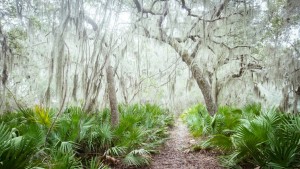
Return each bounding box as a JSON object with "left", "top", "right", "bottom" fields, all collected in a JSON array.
[
  {"left": 181, "top": 104, "right": 212, "bottom": 137},
  {"left": 88, "top": 157, "right": 110, "bottom": 169},
  {"left": 0, "top": 122, "right": 45, "bottom": 169},
  {"left": 123, "top": 149, "right": 151, "bottom": 167},
  {"left": 104, "top": 146, "right": 127, "bottom": 156},
  {"left": 0, "top": 123, "right": 10, "bottom": 156},
  {"left": 33, "top": 105, "right": 52, "bottom": 127},
  {"left": 184, "top": 104, "right": 300, "bottom": 168},
  {"left": 49, "top": 151, "right": 82, "bottom": 169},
  {"left": 182, "top": 104, "right": 245, "bottom": 138},
  {"left": 0, "top": 103, "right": 172, "bottom": 168},
  {"left": 202, "top": 134, "right": 233, "bottom": 151}
]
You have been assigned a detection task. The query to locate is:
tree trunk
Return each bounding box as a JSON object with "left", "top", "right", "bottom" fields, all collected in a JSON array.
[
  {"left": 181, "top": 52, "right": 217, "bottom": 115},
  {"left": 294, "top": 86, "right": 299, "bottom": 114},
  {"left": 167, "top": 40, "right": 217, "bottom": 115},
  {"left": 212, "top": 72, "right": 218, "bottom": 106},
  {"left": 106, "top": 65, "right": 119, "bottom": 127},
  {"left": 280, "top": 85, "right": 289, "bottom": 112}
]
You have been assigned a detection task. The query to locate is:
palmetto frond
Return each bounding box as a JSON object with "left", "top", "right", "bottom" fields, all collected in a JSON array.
[
  {"left": 104, "top": 146, "right": 127, "bottom": 156},
  {"left": 49, "top": 150, "right": 82, "bottom": 169},
  {"left": 0, "top": 123, "right": 10, "bottom": 157},
  {"left": 123, "top": 148, "right": 151, "bottom": 167},
  {"left": 202, "top": 134, "right": 234, "bottom": 151},
  {"left": 0, "top": 103, "right": 171, "bottom": 168},
  {"left": 33, "top": 105, "right": 52, "bottom": 127},
  {"left": 88, "top": 157, "right": 110, "bottom": 169}
]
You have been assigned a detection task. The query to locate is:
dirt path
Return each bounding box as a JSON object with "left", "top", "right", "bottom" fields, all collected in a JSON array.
[{"left": 145, "top": 117, "right": 222, "bottom": 169}]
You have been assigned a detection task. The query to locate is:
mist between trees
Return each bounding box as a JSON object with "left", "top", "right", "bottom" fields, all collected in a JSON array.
[{"left": 0, "top": 0, "right": 299, "bottom": 114}]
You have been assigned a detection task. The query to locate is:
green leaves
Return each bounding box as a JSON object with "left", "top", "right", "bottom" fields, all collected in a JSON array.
[
  {"left": 202, "top": 134, "right": 233, "bottom": 151},
  {"left": 182, "top": 104, "right": 245, "bottom": 138},
  {"left": 181, "top": 104, "right": 212, "bottom": 137},
  {"left": 87, "top": 157, "right": 110, "bottom": 169},
  {"left": 230, "top": 110, "right": 300, "bottom": 168},
  {"left": 0, "top": 123, "right": 10, "bottom": 157},
  {"left": 0, "top": 129, "right": 41, "bottom": 169},
  {"left": 110, "top": 104, "right": 172, "bottom": 167},
  {"left": 0, "top": 103, "right": 172, "bottom": 168},
  {"left": 184, "top": 104, "right": 300, "bottom": 168},
  {"left": 123, "top": 149, "right": 151, "bottom": 167},
  {"left": 104, "top": 146, "right": 126, "bottom": 156}
]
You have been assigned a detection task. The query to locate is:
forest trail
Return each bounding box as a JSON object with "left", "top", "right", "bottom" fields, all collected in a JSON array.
[{"left": 145, "top": 117, "right": 222, "bottom": 169}]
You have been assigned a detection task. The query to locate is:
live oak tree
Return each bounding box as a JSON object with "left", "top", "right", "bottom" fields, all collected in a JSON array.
[
  {"left": 128, "top": 0, "right": 299, "bottom": 114},
  {"left": 130, "top": 0, "right": 257, "bottom": 115}
]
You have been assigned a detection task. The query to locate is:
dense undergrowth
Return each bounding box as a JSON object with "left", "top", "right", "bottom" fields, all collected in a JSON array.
[
  {"left": 0, "top": 104, "right": 173, "bottom": 169},
  {"left": 181, "top": 104, "right": 300, "bottom": 168}
]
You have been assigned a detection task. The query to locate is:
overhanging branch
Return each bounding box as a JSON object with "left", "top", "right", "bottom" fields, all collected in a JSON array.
[
  {"left": 133, "top": 0, "right": 169, "bottom": 15},
  {"left": 84, "top": 15, "right": 98, "bottom": 31}
]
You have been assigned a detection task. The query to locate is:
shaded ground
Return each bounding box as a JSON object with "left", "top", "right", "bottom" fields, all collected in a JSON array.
[{"left": 143, "top": 118, "right": 223, "bottom": 169}]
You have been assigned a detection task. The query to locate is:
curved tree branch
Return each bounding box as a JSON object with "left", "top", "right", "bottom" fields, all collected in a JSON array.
[
  {"left": 84, "top": 15, "right": 98, "bottom": 31},
  {"left": 132, "top": 0, "right": 169, "bottom": 15}
]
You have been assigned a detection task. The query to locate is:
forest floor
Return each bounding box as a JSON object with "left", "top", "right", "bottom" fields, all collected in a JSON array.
[{"left": 142, "top": 117, "right": 223, "bottom": 169}]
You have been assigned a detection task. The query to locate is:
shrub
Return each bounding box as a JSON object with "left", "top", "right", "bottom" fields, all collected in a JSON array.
[
  {"left": 223, "top": 110, "right": 300, "bottom": 168},
  {"left": 183, "top": 104, "right": 300, "bottom": 168},
  {"left": 0, "top": 103, "right": 173, "bottom": 168}
]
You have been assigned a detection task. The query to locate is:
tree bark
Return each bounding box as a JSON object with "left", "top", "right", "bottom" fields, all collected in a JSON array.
[
  {"left": 211, "top": 72, "right": 218, "bottom": 106},
  {"left": 106, "top": 65, "right": 119, "bottom": 127},
  {"left": 280, "top": 85, "right": 289, "bottom": 112},
  {"left": 181, "top": 52, "right": 217, "bottom": 115},
  {"left": 294, "top": 86, "right": 299, "bottom": 114},
  {"left": 167, "top": 40, "right": 217, "bottom": 115}
]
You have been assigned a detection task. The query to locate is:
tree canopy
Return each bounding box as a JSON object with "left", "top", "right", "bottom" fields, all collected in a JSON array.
[{"left": 0, "top": 0, "right": 299, "bottom": 113}]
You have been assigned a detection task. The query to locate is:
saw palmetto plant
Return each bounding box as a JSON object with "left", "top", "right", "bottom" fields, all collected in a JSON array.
[
  {"left": 0, "top": 103, "right": 173, "bottom": 168},
  {"left": 183, "top": 104, "right": 300, "bottom": 168}
]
